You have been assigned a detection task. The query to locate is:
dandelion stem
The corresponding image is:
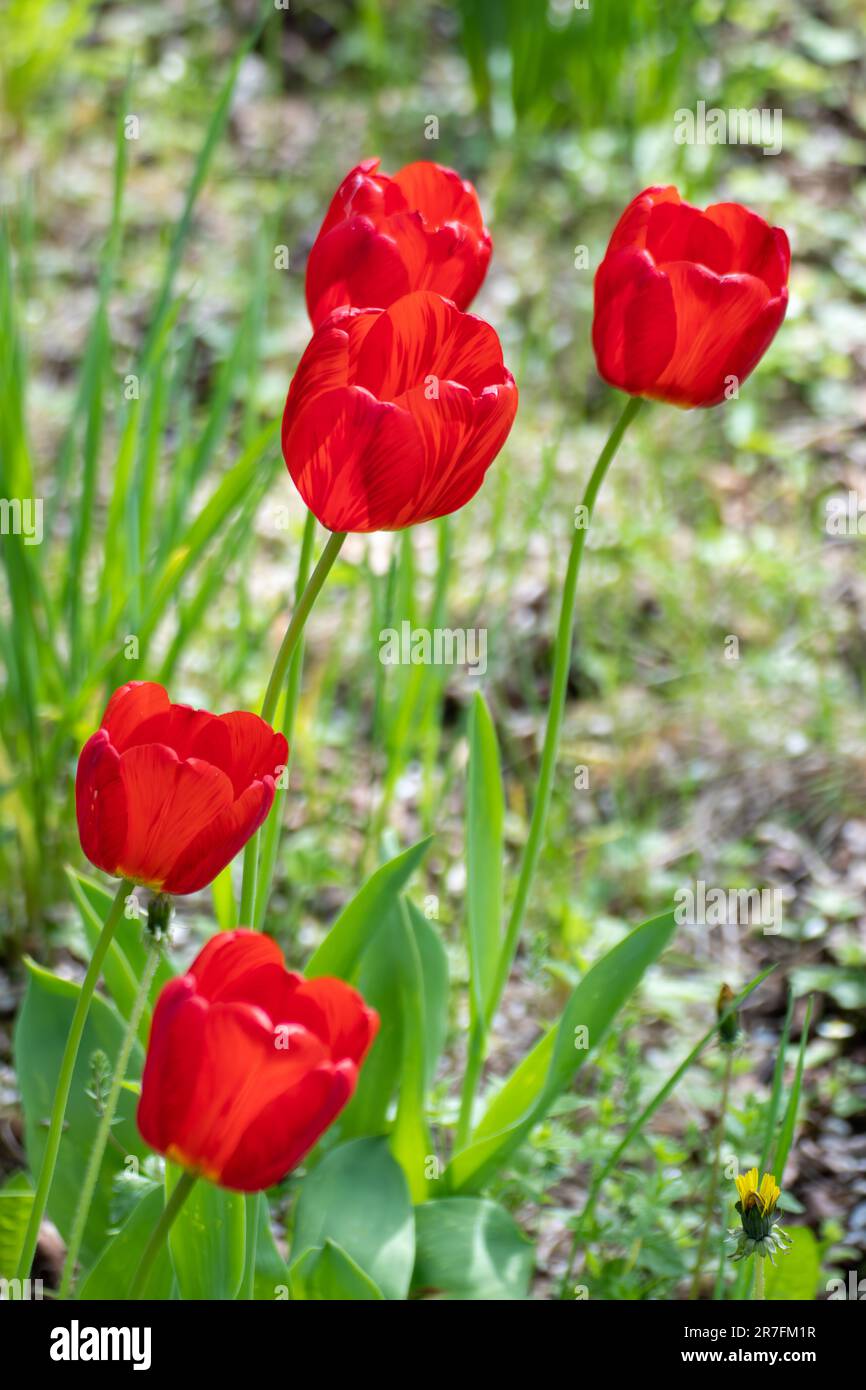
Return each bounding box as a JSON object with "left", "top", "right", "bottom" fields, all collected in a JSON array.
[{"left": 689, "top": 1046, "right": 734, "bottom": 1299}]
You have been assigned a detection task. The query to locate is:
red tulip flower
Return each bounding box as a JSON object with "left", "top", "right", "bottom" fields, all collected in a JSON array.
[
  {"left": 137, "top": 931, "right": 378, "bottom": 1191},
  {"left": 76, "top": 682, "right": 288, "bottom": 896},
  {"left": 282, "top": 290, "right": 518, "bottom": 532},
  {"left": 306, "top": 158, "right": 492, "bottom": 327},
  {"left": 592, "top": 186, "right": 790, "bottom": 408}
]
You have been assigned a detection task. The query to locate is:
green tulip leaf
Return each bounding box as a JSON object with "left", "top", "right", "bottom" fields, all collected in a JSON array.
[
  {"left": 412, "top": 1197, "right": 534, "bottom": 1300},
  {"left": 0, "top": 1174, "right": 34, "bottom": 1284},
  {"left": 14, "top": 959, "right": 149, "bottom": 1267},
  {"left": 80, "top": 1185, "right": 174, "bottom": 1300},
  {"left": 447, "top": 910, "right": 677, "bottom": 1192},
  {"left": 167, "top": 1165, "right": 246, "bottom": 1301},
  {"left": 291, "top": 1240, "right": 385, "bottom": 1301},
  {"left": 305, "top": 838, "right": 431, "bottom": 981},
  {"left": 290, "top": 1137, "right": 414, "bottom": 1300}
]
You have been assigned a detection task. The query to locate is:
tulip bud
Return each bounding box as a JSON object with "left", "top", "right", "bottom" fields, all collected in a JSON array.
[{"left": 717, "top": 982, "right": 740, "bottom": 1048}]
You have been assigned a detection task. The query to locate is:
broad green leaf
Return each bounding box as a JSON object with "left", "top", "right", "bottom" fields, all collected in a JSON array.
[
  {"left": 305, "top": 837, "right": 431, "bottom": 980},
  {"left": 412, "top": 1197, "right": 534, "bottom": 1300},
  {"left": 167, "top": 1165, "right": 246, "bottom": 1301},
  {"left": 79, "top": 1186, "right": 174, "bottom": 1300},
  {"left": 0, "top": 1173, "right": 33, "bottom": 1282},
  {"left": 406, "top": 900, "right": 450, "bottom": 1086},
  {"left": 764, "top": 1227, "right": 821, "bottom": 1300},
  {"left": 342, "top": 897, "right": 448, "bottom": 1139},
  {"left": 388, "top": 902, "right": 433, "bottom": 1202},
  {"left": 291, "top": 1239, "right": 385, "bottom": 1301},
  {"left": 291, "top": 1137, "right": 414, "bottom": 1300},
  {"left": 14, "top": 959, "right": 149, "bottom": 1266},
  {"left": 447, "top": 910, "right": 676, "bottom": 1193},
  {"left": 466, "top": 692, "right": 504, "bottom": 1024}
]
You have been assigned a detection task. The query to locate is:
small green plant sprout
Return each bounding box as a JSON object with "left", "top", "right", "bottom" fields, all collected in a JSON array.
[{"left": 730, "top": 1169, "right": 793, "bottom": 1265}]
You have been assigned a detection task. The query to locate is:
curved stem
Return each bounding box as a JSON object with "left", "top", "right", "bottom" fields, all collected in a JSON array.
[
  {"left": 455, "top": 1024, "right": 485, "bottom": 1151},
  {"left": 688, "top": 1046, "right": 734, "bottom": 1299},
  {"left": 252, "top": 507, "right": 317, "bottom": 930},
  {"left": 490, "top": 396, "right": 643, "bottom": 1016},
  {"left": 15, "top": 877, "right": 132, "bottom": 1282},
  {"left": 59, "top": 931, "right": 162, "bottom": 1298},
  {"left": 261, "top": 527, "right": 346, "bottom": 725},
  {"left": 238, "top": 524, "right": 345, "bottom": 924},
  {"left": 128, "top": 1169, "right": 197, "bottom": 1300}
]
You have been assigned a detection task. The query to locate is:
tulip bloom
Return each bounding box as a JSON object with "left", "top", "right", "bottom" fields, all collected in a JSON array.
[
  {"left": 592, "top": 186, "right": 790, "bottom": 408},
  {"left": 306, "top": 158, "right": 492, "bottom": 327},
  {"left": 137, "top": 931, "right": 378, "bottom": 1191},
  {"left": 282, "top": 290, "right": 518, "bottom": 532},
  {"left": 76, "top": 681, "right": 288, "bottom": 895}
]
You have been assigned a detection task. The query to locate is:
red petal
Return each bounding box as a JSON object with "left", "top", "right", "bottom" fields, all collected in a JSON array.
[
  {"left": 99, "top": 681, "right": 170, "bottom": 752},
  {"left": 316, "top": 158, "right": 396, "bottom": 240},
  {"left": 116, "top": 744, "right": 233, "bottom": 890},
  {"left": 283, "top": 307, "right": 381, "bottom": 438},
  {"left": 162, "top": 777, "right": 275, "bottom": 896},
  {"left": 175, "top": 1002, "right": 330, "bottom": 1183},
  {"left": 704, "top": 203, "right": 790, "bottom": 295},
  {"left": 186, "top": 932, "right": 299, "bottom": 1021},
  {"left": 592, "top": 249, "right": 677, "bottom": 394},
  {"left": 283, "top": 976, "right": 380, "bottom": 1064},
  {"left": 119, "top": 703, "right": 225, "bottom": 762},
  {"left": 646, "top": 201, "right": 733, "bottom": 275},
  {"left": 386, "top": 213, "right": 491, "bottom": 312},
  {"left": 215, "top": 712, "right": 288, "bottom": 797},
  {"left": 306, "top": 217, "right": 410, "bottom": 327},
  {"left": 283, "top": 385, "right": 423, "bottom": 532},
  {"left": 394, "top": 161, "right": 487, "bottom": 237},
  {"left": 396, "top": 377, "right": 518, "bottom": 525},
  {"left": 218, "top": 1061, "right": 356, "bottom": 1191},
  {"left": 354, "top": 291, "right": 508, "bottom": 401},
  {"left": 607, "top": 186, "right": 681, "bottom": 256},
  {"left": 75, "top": 729, "right": 127, "bottom": 875},
  {"left": 137, "top": 976, "right": 208, "bottom": 1156},
  {"left": 651, "top": 264, "right": 773, "bottom": 407}
]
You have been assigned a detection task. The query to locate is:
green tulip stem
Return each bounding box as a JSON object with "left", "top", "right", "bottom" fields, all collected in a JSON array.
[
  {"left": 490, "top": 396, "right": 644, "bottom": 1015},
  {"left": 129, "top": 1169, "right": 198, "bottom": 1300},
  {"left": 59, "top": 927, "right": 162, "bottom": 1299},
  {"left": 15, "top": 877, "right": 133, "bottom": 1282},
  {"left": 238, "top": 525, "right": 346, "bottom": 926}
]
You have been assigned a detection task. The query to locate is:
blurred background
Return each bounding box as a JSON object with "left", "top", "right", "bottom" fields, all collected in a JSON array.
[{"left": 1, "top": 0, "right": 865, "bottom": 1297}]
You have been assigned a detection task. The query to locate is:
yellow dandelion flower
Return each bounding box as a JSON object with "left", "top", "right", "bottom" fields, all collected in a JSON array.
[
  {"left": 730, "top": 1167, "right": 791, "bottom": 1264},
  {"left": 734, "top": 1169, "right": 780, "bottom": 1214}
]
